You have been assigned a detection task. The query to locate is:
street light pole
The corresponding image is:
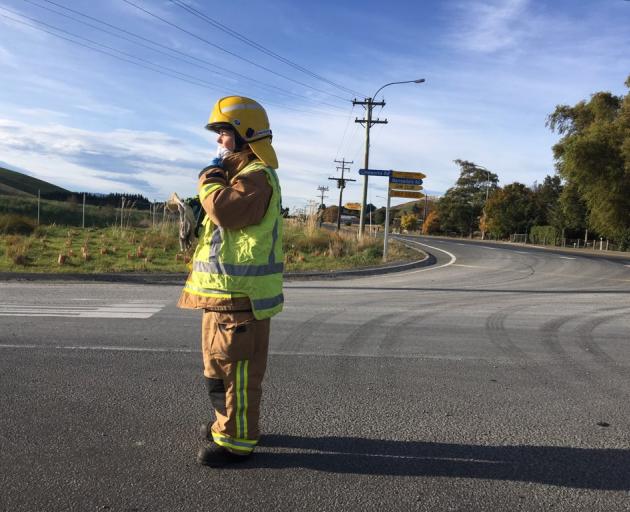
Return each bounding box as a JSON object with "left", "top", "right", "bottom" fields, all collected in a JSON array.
[
  {"left": 354, "top": 78, "right": 425, "bottom": 237},
  {"left": 477, "top": 165, "right": 491, "bottom": 240}
]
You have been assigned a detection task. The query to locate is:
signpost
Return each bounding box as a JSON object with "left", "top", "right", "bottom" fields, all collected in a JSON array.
[
  {"left": 358, "top": 169, "right": 392, "bottom": 177},
  {"left": 389, "top": 177, "right": 423, "bottom": 186},
  {"left": 357, "top": 169, "right": 428, "bottom": 260},
  {"left": 391, "top": 171, "right": 426, "bottom": 179},
  {"left": 389, "top": 191, "right": 425, "bottom": 199},
  {"left": 388, "top": 183, "right": 423, "bottom": 191},
  {"left": 359, "top": 169, "right": 426, "bottom": 260}
]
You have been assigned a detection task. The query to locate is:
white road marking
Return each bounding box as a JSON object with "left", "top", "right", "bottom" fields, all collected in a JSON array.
[
  {"left": 514, "top": 251, "right": 530, "bottom": 254},
  {"left": 559, "top": 256, "right": 576, "bottom": 260},
  {"left": 0, "top": 301, "right": 166, "bottom": 318},
  {"left": 391, "top": 239, "right": 457, "bottom": 275}
]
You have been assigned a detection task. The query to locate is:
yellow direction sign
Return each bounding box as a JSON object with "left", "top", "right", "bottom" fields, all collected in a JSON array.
[
  {"left": 390, "top": 190, "right": 425, "bottom": 199},
  {"left": 389, "top": 183, "right": 423, "bottom": 191},
  {"left": 391, "top": 171, "right": 426, "bottom": 179},
  {"left": 344, "top": 202, "right": 361, "bottom": 210}
]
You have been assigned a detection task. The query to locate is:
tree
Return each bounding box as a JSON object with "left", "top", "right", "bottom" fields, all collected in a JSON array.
[
  {"left": 531, "top": 175, "right": 562, "bottom": 226},
  {"left": 373, "top": 207, "right": 386, "bottom": 225},
  {"left": 422, "top": 210, "right": 440, "bottom": 235},
  {"left": 322, "top": 206, "right": 339, "bottom": 223},
  {"left": 400, "top": 213, "right": 419, "bottom": 231},
  {"left": 437, "top": 160, "right": 499, "bottom": 236},
  {"left": 547, "top": 76, "right": 630, "bottom": 243},
  {"left": 484, "top": 183, "right": 535, "bottom": 239},
  {"left": 548, "top": 181, "right": 588, "bottom": 237}
]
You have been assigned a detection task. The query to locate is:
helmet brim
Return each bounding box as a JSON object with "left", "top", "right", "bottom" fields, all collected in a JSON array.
[
  {"left": 205, "top": 122, "right": 233, "bottom": 134},
  {"left": 249, "top": 138, "right": 278, "bottom": 169}
]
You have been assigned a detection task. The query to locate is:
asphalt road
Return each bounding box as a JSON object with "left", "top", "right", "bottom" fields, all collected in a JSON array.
[{"left": 1, "top": 236, "right": 629, "bottom": 511}]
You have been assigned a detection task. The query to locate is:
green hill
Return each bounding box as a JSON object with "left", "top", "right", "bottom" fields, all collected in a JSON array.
[
  {"left": 390, "top": 199, "right": 424, "bottom": 213},
  {"left": 0, "top": 166, "right": 70, "bottom": 197}
]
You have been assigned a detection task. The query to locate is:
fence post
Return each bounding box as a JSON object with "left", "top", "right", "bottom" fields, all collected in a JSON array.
[{"left": 82, "top": 193, "right": 86, "bottom": 229}]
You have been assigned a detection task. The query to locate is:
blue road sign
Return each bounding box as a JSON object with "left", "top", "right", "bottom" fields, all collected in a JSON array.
[
  {"left": 389, "top": 177, "right": 424, "bottom": 185},
  {"left": 358, "top": 169, "right": 392, "bottom": 177}
]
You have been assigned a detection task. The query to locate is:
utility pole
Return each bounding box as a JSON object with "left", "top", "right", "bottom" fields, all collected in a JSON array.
[
  {"left": 316, "top": 186, "right": 329, "bottom": 208},
  {"left": 353, "top": 97, "right": 387, "bottom": 236},
  {"left": 328, "top": 158, "right": 355, "bottom": 231}
]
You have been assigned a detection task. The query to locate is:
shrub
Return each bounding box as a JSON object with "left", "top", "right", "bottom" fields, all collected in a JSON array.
[
  {"left": 328, "top": 233, "right": 345, "bottom": 257},
  {"left": 5, "top": 235, "right": 31, "bottom": 265},
  {"left": 530, "top": 225, "right": 558, "bottom": 245},
  {"left": 0, "top": 214, "right": 36, "bottom": 235}
]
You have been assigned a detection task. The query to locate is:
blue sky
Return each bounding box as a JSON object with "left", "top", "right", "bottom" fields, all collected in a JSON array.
[{"left": 0, "top": 0, "right": 629, "bottom": 211}]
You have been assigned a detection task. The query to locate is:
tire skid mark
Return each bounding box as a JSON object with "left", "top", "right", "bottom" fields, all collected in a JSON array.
[
  {"left": 484, "top": 302, "right": 575, "bottom": 392},
  {"left": 538, "top": 313, "right": 629, "bottom": 400},
  {"left": 379, "top": 296, "right": 510, "bottom": 357},
  {"left": 485, "top": 304, "right": 531, "bottom": 360},
  {"left": 574, "top": 309, "right": 630, "bottom": 376},
  {"left": 277, "top": 294, "right": 407, "bottom": 355},
  {"left": 375, "top": 305, "right": 450, "bottom": 356},
  {"left": 277, "top": 310, "right": 345, "bottom": 354},
  {"left": 339, "top": 311, "right": 399, "bottom": 356}
]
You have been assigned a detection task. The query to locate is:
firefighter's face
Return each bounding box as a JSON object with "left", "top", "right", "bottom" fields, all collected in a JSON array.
[{"left": 217, "top": 129, "right": 236, "bottom": 151}]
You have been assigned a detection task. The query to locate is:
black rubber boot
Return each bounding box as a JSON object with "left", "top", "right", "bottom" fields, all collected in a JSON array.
[
  {"left": 196, "top": 444, "right": 249, "bottom": 467},
  {"left": 199, "top": 422, "right": 212, "bottom": 442}
]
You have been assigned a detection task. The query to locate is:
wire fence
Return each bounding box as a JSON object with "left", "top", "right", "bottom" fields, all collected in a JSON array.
[{"left": 0, "top": 193, "right": 177, "bottom": 229}]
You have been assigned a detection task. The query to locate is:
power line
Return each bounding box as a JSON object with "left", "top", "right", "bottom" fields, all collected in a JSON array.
[
  {"left": 121, "top": 0, "right": 352, "bottom": 103},
  {"left": 169, "top": 0, "right": 365, "bottom": 98},
  {"left": 22, "top": 0, "right": 346, "bottom": 112},
  {"left": 0, "top": 9, "right": 348, "bottom": 119},
  {"left": 0, "top": 11, "right": 216, "bottom": 90},
  {"left": 334, "top": 104, "right": 355, "bottom": 161}
]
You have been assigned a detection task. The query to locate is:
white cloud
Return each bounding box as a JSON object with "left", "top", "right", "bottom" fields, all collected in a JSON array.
[
  {"left": 450, "top": 0, "right": 531, "bottom": 53},
  {"left": 0, "top": 118, "right": 209, "bottom": 198},
  {"left": 15, "top": 107, "right": 69, "bottom": 119}
]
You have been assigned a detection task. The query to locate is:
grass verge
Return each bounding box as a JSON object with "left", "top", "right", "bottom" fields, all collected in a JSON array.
[{"left": 0, "top": 219, "right": 421, "bottom": 274}]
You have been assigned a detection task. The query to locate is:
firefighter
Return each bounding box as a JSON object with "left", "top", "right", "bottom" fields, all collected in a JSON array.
[{"left": 177, "top": 96, "right": 283, "bottom": 467}]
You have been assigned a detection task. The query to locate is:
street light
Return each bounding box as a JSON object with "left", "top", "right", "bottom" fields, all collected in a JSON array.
[
  {"left": 356, "top": 78, "right": 426, "bottom": 237},
  {"left": 372, "top": 78, "right": 426, "bottom": 101},
  {"left": 477, "top": 165, "right": 491, "bottom": 202},
  {"left": 477, "top": 165, "right": 492, "bottom": 240}
]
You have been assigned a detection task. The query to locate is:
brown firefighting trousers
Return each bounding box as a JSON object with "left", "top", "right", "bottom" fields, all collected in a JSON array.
[{"left": 201, "top": 309, "right": 270, "bottom": 455}]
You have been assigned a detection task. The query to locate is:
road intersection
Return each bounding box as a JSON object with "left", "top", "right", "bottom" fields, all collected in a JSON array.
[{"left": 1, "top": 236, "right": 629, "bottom": 511}]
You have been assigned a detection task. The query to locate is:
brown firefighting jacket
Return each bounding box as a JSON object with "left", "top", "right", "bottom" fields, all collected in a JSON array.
[{"left": 177, "top": 149, "right": 273, "bottom": 312}]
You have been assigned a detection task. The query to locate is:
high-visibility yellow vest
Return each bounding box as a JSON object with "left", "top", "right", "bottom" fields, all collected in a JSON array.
[{"left": 183, "top": 161, "right": 283, "bottom": 320}]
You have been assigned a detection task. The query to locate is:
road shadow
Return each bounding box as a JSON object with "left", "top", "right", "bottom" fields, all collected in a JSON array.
[{"left": 242, "top": 435, "right": 630, "bottom": 490}]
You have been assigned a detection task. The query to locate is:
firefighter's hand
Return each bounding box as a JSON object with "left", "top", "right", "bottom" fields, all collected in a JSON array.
[{"left": 198, "top": 158, "right": 224, "bottom": 179}]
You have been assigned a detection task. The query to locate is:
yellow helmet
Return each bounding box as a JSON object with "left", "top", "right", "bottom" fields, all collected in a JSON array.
[{"left": 206, "top": 96, "right": 278, "bottom": 169}]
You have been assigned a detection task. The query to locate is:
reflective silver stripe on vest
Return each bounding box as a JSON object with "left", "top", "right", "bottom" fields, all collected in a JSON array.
[
  {"left": 184, "top": 283, "right": 240, "bottom": 295},
  {"left": 193, "top": 260, "right": 284, "bottom": 276},
  {"left": 252, "top": 293, "right": 284, "bottom": 311},
  {"left": 210, "top": 227, "right": 223, "bottom": 260},
  {"left": 269, "top": 219, "right": 278, "bottom": 265}
]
